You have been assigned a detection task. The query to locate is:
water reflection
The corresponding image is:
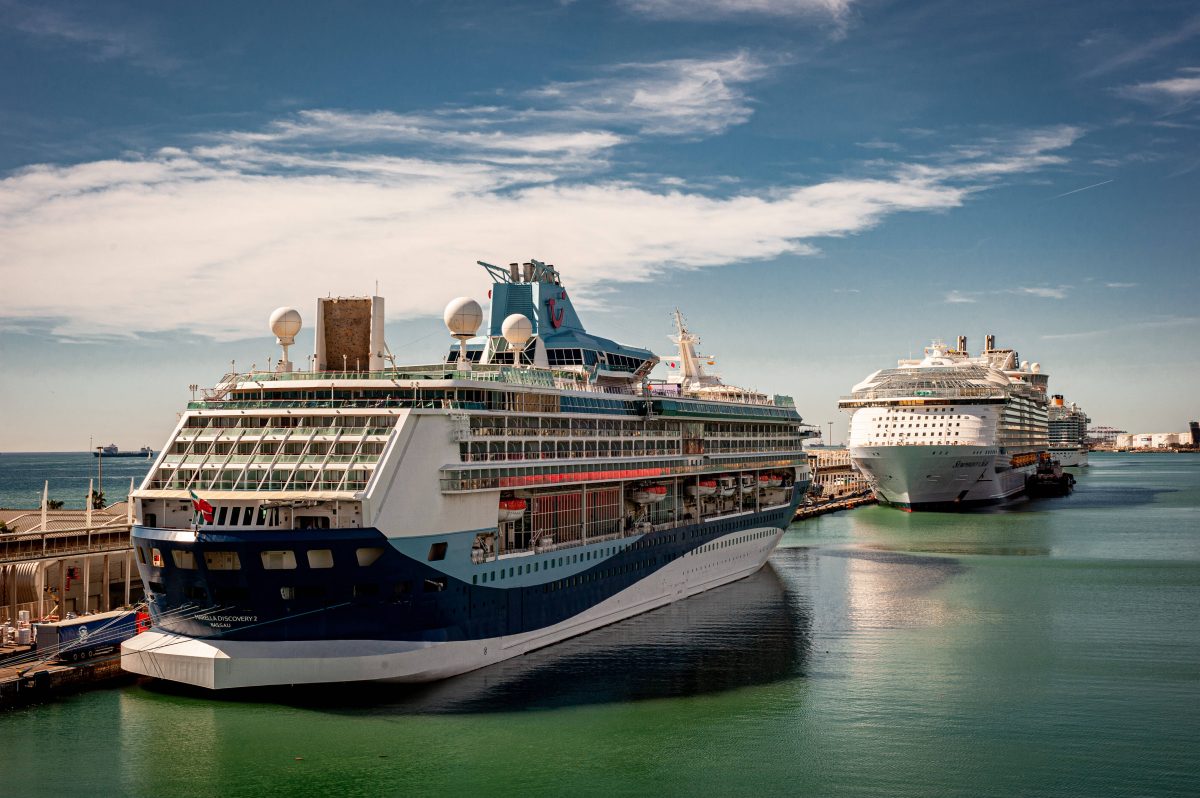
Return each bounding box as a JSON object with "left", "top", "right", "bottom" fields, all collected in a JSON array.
[
  {"left": 140, "top": 563, "right": 811, "bottom": 713},
  {"left": 864, "top": 543, "right": 1050, "bottom": 557}
]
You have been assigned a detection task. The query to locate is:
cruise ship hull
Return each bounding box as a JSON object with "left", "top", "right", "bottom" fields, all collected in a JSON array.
[
  {"left": 1050, "top": 447, "right": 1088, "bottom": 468},
  {"left": 122, "top": 500, "right": 799, "bottom": 689},
  {"left": 850, "top": 445, "right": 1035, "bottom": 511}
]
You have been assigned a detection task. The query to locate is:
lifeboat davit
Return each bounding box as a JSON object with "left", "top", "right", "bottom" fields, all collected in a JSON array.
[
  {"left": 717, "top": 476, "right": 737, "bottom": 497},
  {"left": 631, "top": 484, "right": 668, "bottom": 504},
  {"left": 498, "top": 498, "right": 527, "bottom": 522},
  {"left": 739, "top": 475, "right": 755, "bottom": 494},
  {"left": 686, "top": 479, "right": 718, "bottom": 498}
]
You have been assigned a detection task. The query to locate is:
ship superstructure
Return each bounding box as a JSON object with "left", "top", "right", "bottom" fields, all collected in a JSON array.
[
  {"left": 122, "top": 259, "right": 813, "bottom": 688},
  {"left": 1048, "top": 395, "right": 1090, "bottom": 467},
  {"left": 838, "top": 335, "right": 1050, "bottom": 510}
]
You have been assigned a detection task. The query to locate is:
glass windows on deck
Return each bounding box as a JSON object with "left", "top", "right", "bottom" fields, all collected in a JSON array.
[{"left": 148, "top": 413, "right": 395, "bottom": 492}]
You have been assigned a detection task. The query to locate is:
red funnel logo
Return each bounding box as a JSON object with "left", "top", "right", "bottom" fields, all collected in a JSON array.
[{"left": 546, "top": 297, "right": 565, "bottom": 329}]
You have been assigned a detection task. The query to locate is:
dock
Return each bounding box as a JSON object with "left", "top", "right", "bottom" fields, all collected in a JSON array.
[
  {"left": 0, "top": 650, "right": 131, "bottom": 710},
  {"left": 794, "top": 494, "right": 877, "bottom": 521}
]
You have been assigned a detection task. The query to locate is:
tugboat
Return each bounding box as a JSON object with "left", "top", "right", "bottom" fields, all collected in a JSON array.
[{"left": 1027, "top": 454, "right": 1076, "bottom": 497}]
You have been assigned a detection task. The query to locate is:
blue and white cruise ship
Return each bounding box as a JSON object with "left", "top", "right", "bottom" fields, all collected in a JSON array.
[{"left": 122, "top": 260, "right": 813, "bottom": 689}]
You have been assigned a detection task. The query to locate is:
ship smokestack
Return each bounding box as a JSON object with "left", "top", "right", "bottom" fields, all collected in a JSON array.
[
  {"left": 509, "top": 262, "right": 519, "bottom": 282},
  {"left": 985, "top": 334, "right": 995, "bottom": 352},
  {"left": 1053, "top": 394, "right": 1064, "bottom": 406},
  {"left": 956, "top": 335, "right": 967, "bottom": 353}
]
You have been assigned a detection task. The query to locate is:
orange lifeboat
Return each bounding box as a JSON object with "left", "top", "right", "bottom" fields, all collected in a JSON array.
[
  {"left": 631, "top": 484, "right": 668, "bottom": 504},
  {"left": 686, "top": 479, "right": 718, "bottom": 498},
  {"left": 759, "top": 473, "right": 783, "bottom": 488},
  {"left": 498, "top": 498, "right": 527, "bottom": 522}
]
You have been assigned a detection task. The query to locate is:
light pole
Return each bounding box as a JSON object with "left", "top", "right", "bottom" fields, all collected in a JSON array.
[{"left": 826, "top": 421, "right": 833, "bottom": 446}]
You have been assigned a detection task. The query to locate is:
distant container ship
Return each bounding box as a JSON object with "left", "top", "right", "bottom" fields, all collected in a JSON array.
[
  {"left": 839, "top": 335, "right": 1050, "bottom": 511},
  {"left": 93, "top": 444, "right": 155, "bottom": 458}
]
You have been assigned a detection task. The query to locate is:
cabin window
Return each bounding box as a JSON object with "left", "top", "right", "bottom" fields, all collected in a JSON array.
[
  {"left": 216, "top": 507, "right": 228, "bottom": 526},
  {"left": 356, "top": 547, "right": 384, "bottom": 567},
  {"left": 427, "top": 542, "right": 448, "bottom": 561},
  {"left": 204, "top": 551, "right": 241, "bottom": 570},
  {"left": 296, "top": 515, "right": 330, "bottom": 530},
  {"left": 148, "top": 580, "right": 165, "bottom": 594},
  {"left": 261, "top": 550, "right": 297, "bottom": 570},
  {"left": 242, "top": 507, "right": 254, "bottom": 526},
  {"left": 137, "top": 546, "right": 147, "bottom": 565},
  {"left": 171, "top": 550, "right": 196, "bottom": 570},
  {"left": 144, "top": 513, "right": 158, "bottom": 528},
  {"left": 307, "top": 549, "right": 334, "bottom": 569}
]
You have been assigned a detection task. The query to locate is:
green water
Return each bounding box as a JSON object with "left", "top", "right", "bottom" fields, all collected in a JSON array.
[{"left": 2, "top": 453, "right": 1198, "bottom": 797}]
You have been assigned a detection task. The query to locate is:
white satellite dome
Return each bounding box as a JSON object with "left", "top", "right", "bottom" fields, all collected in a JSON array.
[
  {"left": 501, "top": 313, "right": 533, "bottom": 346},
  {"left": 1031, "top": 362, "right": 1041, "bottom": 373},
  {"left": 269, "top": 307, "right": 302, "bottom": 344},
  {"left": 444, "top": 297, "right": 483, "bottom": 338}
]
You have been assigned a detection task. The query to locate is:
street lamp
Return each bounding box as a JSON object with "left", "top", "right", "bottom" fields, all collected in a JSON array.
[{"left": 826, "top": 421, "right": 834, "bottom": 446}]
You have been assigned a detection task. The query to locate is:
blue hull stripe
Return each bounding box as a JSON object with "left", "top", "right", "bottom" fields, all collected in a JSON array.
[{"left": 133, "top": 497, "right": 799, "bottom": 644}]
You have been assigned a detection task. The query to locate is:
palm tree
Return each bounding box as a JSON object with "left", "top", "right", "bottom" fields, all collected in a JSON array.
[
  {"left": 91, "top": 490, "right": 105, "bottom": 510},
  {"left": 47, "top": 499, "right": 65, "bottom": 510}
]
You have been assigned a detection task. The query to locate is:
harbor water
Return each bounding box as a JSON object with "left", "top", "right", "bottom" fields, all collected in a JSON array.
[{"left": 1, "top": 453, "right": 1198, "bottom": 796}]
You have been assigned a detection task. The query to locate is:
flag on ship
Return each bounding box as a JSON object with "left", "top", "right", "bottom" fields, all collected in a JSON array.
[{"left": 189, "top": 489, "right": 214, "bottom": 524}]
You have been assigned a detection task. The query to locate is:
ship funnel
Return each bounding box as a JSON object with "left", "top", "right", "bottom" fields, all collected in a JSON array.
[
  {"left": 1053, "top": 394, "right": 1064, "bottom": 406},
  {"left": 985, "top": 334, "right": 995, "bottom": 352},
  {"left": 956, "top": 335, "right": 967, "bottom": 353}
]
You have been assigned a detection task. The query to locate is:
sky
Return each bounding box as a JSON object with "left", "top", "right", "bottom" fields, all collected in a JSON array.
[{"left": 0, "top": 0, "right": 1197, "bottom": 451}]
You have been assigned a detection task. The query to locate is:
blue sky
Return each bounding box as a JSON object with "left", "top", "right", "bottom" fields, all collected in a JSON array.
[{"left": 1, "top": 0, "right": 1197, "bottom": 451}]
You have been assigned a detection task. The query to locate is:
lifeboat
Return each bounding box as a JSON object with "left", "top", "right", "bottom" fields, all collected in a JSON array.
[
  {"left": 686, "top": 479, "right": 718, "bottom": 498},
  {"left": 631, "top": 484, "right": 669, "bottom": 504},
  {"left": 758, "top": 473, "right": 783, "bottom": 488},
  {"left": 498, "top": 498, "right": 527, "bottom": 522},
  {"left": 717, "top": 476, "right": 737, "bottom": 497}
]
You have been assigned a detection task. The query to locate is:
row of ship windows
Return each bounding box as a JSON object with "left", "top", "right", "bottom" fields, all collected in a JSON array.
[
  {"left": 139, "top": 545, "right": 386, "bottom": 571},
  {"left": 474, "top": 528, "right": 775, "bottom": 588},
  {"left": 183, "top": 416, "right": 398, "bottom": 430},
  {"left": 875, "top": 422, "right": 964, "bottom": 429}
]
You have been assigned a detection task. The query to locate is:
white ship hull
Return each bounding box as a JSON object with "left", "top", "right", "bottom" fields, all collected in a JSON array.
[
  {"left": 122, "top": 525, "right": 783, "bottom": 689},
  {"left": 850, "top": 445, "right": 1034, "bottom": 510},
  {"left": 1050, "top": 447, "right": 1088, "bottom": 467}
]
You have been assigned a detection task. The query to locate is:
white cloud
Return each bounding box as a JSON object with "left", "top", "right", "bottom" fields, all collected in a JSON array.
[
  {"left": 1116, "top": 70, "right": 1200, "bottom": 107},
  {"left": 0, "top": 1, "right": 181, "bottom": 73},
  {"left": 524, "top": 52, "right": 772, "bottom": 136},
  {"left": 1105, "top": 282, "right": 1137, "bottom": 288},
  {"left": 621, "top": 0, "right": 855, "bottom": 24},
  {"left": 0, "top": 52, "right": 1083, "bottom": 343},
  {"left": 1041, "top": 316, "right": 1198, "bottom": 340},
  {"left": 1015, "top": 286, "right": 1069, "bottom": 300},
  {"left": 944, "top": 290, "right": 977, "bottom": 304}
]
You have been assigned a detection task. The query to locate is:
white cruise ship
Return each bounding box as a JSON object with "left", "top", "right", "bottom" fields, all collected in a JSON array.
[
  {"left": 838, "top": 335, "right": 1050, "bottom": 511},
  {"left": 122, "top": 259, "right": 813, "bottom": 689},
  {"left": 1048, "top": 395, "right": 1090, "bottom": 467}
]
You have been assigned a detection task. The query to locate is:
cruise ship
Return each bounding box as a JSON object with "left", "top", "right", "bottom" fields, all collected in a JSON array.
[
  {"left": 1048, "top": 395, "right": 1090, "bottom": 467},
  {"left": 838, "top": 335, "right": 1049, "bottom": 511},
  {"left": 122, "top": 259, "right": 813, "bottom": 688}
]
